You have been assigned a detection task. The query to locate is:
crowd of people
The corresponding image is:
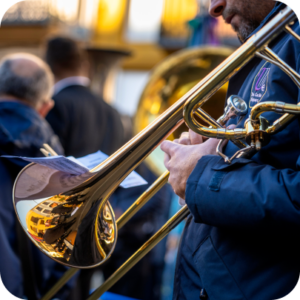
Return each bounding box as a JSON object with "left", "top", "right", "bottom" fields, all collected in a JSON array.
[
  {"left": 1, "top": 1, "right": 300, "bottom": 300},
  {"left": 0, "top": 37, "right": 172, "bottom": 300}
]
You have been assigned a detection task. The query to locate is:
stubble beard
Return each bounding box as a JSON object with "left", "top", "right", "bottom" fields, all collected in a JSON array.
[
  {"left": 231, "top": 17, "right": 259, "bottom": 42},
  {"left": 223, "top": 1, "right": 275, "bottom": 42}
]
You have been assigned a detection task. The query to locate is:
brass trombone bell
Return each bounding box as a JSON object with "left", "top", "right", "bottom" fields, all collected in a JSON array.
[{"left": 13, "top": 5, "right": 300, "bottom": 278}]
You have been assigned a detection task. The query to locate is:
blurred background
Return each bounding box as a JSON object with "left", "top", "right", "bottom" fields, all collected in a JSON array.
[
  {"left": 0, "top": 1, "right": 239, "bottom": 299},
  {"left": 0, "top": 0, "right": 238, "bottom": 118}
]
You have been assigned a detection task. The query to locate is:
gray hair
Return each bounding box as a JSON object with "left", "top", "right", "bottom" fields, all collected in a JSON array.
[{"left": 0, "top": 53, "right": 53, "bottom": 107}]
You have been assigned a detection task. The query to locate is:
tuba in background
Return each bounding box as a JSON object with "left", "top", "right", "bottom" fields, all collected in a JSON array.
[{"left": 135, "top": 46, "right": 233, "bottom": 175}]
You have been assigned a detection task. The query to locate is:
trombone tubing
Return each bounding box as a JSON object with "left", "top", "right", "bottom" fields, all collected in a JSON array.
[
  {"left": 184, "top": 6, "right": 296, "bottom": 137},
  {"left": 87, "top": 205, "right": 190, "bottom": 300},
  {"left": 87, "top": 89, "right": 255, "bottom": 299},
  {"left": 41, "top": 7, "right": 295, "bottom": 299},
  {"left": 86, "top": 8, "right": 297, "bottom": 298},
  {"left": 250, "top": 101, "right": 300, "bottom": 136},
  {"left": 76, "top": 8, "right": 295, "bottom": 221},
  {"left": 40, "top": 106, "right": 231, "bottom": 300},
  {"left": 40, "top": 171, "right": 170, "bottom": 300},
  {"left": 250, "top": 101, "right": 300, "bottom": 121}
]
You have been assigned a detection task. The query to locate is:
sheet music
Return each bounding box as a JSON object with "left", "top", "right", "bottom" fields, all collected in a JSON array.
[{"left": 5, "top": 150, "right": 147, "bottom": 200}]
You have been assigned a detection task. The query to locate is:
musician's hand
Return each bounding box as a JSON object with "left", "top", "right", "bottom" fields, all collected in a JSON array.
[
  {"left": 161, "top": 138, "right": 220, "bottom": 199},
  {"left": 172, "top": 130, "right": 207, "bottom": 204},
  {"left": 162, "top": 125, "right": 236, "bottom": 199},
  {"left": 174, "top": 129, "right": 205, "bottom": 145}
]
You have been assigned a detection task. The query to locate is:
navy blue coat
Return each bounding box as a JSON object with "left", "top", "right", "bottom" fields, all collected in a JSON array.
[
  {"left": 174, "top": 3, "right": 300, "bottom": 300},
  {"left": 0, "top": 101, "right": 74, "bottom": 299}
]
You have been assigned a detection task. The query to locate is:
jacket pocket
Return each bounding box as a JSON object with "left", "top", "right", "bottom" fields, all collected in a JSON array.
[{"left": 193, "top": 237, "right": 246, "bottom": 300}]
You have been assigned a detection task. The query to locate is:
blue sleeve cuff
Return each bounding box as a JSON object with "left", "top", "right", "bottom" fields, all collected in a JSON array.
[
  {"left": 185, "top": 155, "right": 221, "bottom": 223},
  {"left": 185, "top": 155, "right": 251, "bottom": 223}
]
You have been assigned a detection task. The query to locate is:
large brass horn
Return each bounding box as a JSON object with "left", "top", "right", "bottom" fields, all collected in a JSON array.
[
  {"left": 13, "top": 5, "right": 300, "bottom": 300},
  {"left": 134, "top": 46, "right": 233, "bottom": 175}
]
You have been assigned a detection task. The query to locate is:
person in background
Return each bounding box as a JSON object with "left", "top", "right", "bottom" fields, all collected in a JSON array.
[
  {"left": 45, "top": 36, "right": 125, "bottom": 157},
  {"left": 44, "top": 36, "right": 172, "bottom": 300},
  {"left": 0, "top": 53, "right": 75, "bottom": 299}
]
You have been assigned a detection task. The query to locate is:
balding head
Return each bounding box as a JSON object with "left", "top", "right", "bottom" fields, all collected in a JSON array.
[
  {"left": 0, "top": 53, "right": 54, "bottom": 111},
  {"left": 10, "top": 54, "right": 44, "bottom": 78}
]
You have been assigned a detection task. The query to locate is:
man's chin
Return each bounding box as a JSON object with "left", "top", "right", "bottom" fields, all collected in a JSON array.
[{"left": 232, "top": 24, "right": 253, "bottom": 42}]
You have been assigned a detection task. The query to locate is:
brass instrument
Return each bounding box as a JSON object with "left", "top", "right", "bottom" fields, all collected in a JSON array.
[
  {"left": 13, "top": 6, "right": 300, "bottom": 300},
  {"left": 134, "top": 46, "right": 233, "bottom": 175}
]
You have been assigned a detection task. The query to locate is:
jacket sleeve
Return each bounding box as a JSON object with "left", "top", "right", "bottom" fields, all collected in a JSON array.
[{"left": 185, "top": 154, "right": 300, "bottom": 232}]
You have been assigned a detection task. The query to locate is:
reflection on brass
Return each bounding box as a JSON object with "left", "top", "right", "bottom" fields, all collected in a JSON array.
[
  {"left": 13, "top": 7, "right": 300, "bottom": 289},
  {"left": 14, "top": 171, "right": 116, "bottom": 268},
  {"left": 25, "top": 194, "right": 82, "bottom": 262},
  {"left": 95, "top": 201, "right": 115, "bottom": 259}
]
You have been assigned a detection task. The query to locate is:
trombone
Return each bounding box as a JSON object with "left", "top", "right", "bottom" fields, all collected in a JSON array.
[{"left": 13, "top": 5, "right": 300, "bottom": 300}]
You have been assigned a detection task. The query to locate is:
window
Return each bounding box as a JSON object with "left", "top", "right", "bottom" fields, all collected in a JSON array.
[
  {"left": 126, "top": 0, "right": 164, "bottom": 43},
  {"left": 31, "top": 226, "right": 37, "bottom": 233},
  {"left": 36, "top": 207, "right": 43, "bottom": 211},
  {"left": 40, "top": 220, "right": 45, "bottom": 225},
  {"left": 31, "top": 216, "right": 39, "bottom": 224},
  {"left": 43, "top": 209, "right": 51, "bottom": 214}
]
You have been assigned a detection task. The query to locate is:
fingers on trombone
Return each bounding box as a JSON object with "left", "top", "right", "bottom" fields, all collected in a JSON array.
[
  {"left": 188, "top": 129, "right": 204, "bottom": 145},
  {"left": 176, "top": 132, "right": 191, "bottom": 145},
  {"left": 161, "top": 140, "right": 177, "bottom": 155},
  {"left": 161, "top": 140, "right": 177, "bottom": 169},
  {"left": 163, "top": 152, "right": 171, "bottom": 170}
]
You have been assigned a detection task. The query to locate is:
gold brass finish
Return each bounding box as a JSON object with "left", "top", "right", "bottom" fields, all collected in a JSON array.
[
  {"left": 117, "top": 170, "right": 169, "bottom": 230},
  {"left": 251, "top": 101, "right": 300, "bottom": 120},
  {"left": 245, "top": 117, "right": 270, "bottom": 150},
  {"left": 285, "top": 25, "right": 300, "bottom": 42},
  {"left": 87, "top": 205, "right": 190, "bottom": 300},
  {"left": 135, "top": 46, "right": 233, "bottom": 175},
  {"left": 13, "top": 5, "right": 300, "bottom": 299},
  {"left": 257, "top": 47, "right": 300, "bottom": 88},
  {"left": 14, "top": 4, "right": 297, "bottom": 268},
  {"left": 183, "top": 6, "right": 296, "bottom": 138},
  {"left": 251, "top": 101, "right": 300, "bottom": 137}
]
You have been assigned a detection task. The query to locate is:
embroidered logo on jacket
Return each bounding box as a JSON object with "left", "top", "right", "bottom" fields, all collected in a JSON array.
[{"left": 249, "top": 63, "right": 271, "bottom": 108}]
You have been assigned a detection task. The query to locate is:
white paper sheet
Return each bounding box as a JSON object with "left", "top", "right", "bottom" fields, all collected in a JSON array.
[
  {"left": 3, "top": 155, "right": 89, "bottom": 175},
  {"left": 5, "top": 150, "right": 147, "bottom": 197},
  {"left": 76, "top": 151, "right": 148, "bottom": 188}
]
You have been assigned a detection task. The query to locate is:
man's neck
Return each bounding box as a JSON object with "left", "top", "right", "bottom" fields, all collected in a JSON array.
[
  {"left": 54, "top": 71, "right": 87, "bottom": 83},
  {"left": 0, "top": 95, "right": 33, "bottom": 107},
  {"left": 0, "top": 94, "right": 24, "bottom": 102},
  {"left": 53, "top": 76, "right": 90, "bottom": 96}
]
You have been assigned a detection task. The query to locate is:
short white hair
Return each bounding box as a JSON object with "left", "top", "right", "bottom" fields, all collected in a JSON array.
[{"left": 0, "top": 53, "right": 53, "bottom": 106}]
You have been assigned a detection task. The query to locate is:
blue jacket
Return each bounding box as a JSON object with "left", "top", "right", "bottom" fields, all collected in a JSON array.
[
  {"left": 174, "top": 3, "right": 300, "bottom": 300},
  {"left": 0, "top": 101, "right": 74, "bottom": 299}
]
